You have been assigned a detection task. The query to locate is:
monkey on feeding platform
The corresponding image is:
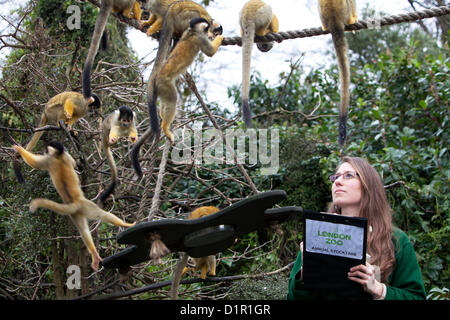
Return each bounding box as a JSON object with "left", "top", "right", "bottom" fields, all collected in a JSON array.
[{"left": 170, "top": 206, "right": 220, "bottom": 300}]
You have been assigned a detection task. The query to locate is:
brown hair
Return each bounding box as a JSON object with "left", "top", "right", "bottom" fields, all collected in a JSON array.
[{"left": 328, "top": 157, "right": 395, "bottom": 283}]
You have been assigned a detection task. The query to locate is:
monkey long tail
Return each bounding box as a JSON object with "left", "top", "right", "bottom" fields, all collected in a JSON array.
[
  {"left": 131, "top": 61, "right": 162, "bottom": 178},
  {"left": 146, "top": 13, "right": 176, "bottom": 137},
  {"left": 147, "top": 78, "right": 160, "bottom": 140},
  {"left": 130, "top": 127, "right": 153, "bottom": 177},
  {"left": 25, "top": 112, "right": 48, "bottom": 152},
  {"left": 331, "top": 28, "right": 350, "bottom": 148},
  {"left": 129, "top": 14, "right": 177, "bottom": 177},
  {"left": 82, "top": 3, "right": 112, "bottom": 99},
  {"left": 98, "top": 145, "right": 118, "bottom": 205},
  {"left": 241, "top": 23, "right": 256, "bottom": 128},
  {"left": 170, "top": 252, "right": 189, "bottom": 300},
  {"left": 14, "top": 112, "right": 48, "bottom": 183},
  {"left": 2, "top": 130, "right": 26, "bottom": 183}
]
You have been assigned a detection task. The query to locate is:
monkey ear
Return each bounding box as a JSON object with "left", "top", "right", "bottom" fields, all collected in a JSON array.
[
  {"left": 89, "top": 94, "right": 101, "bottom": 109},
  {"left": 190, "top": 17, "right": 209, "bottom": 30},
  {"left": 195, "top": 22, "right": 209, "bottom": 32},
  {"left": 47, "top": 141, "right": 64, "bottom": 155},
  {"left": 47, "top": 146, "right": 56, "bottom": 156}
]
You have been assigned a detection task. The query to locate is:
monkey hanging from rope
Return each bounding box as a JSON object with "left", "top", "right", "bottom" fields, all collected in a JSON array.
[
  {"left": 240, "top": 0, "right": 279, "bottom": 128},
  {"left": 318, "top": 0, "right": 357, "bottom": 148}
]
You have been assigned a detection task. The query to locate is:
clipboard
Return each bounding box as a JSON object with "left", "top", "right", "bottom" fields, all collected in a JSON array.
[{"left": 302, "top": 211, "right": 368, "bottom": 297}]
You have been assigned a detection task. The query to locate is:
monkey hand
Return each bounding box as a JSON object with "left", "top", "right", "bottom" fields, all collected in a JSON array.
[
  {"left": 29, "top": 199, "right": 40, "bottom": 213},
  {"left": 140, "top": 19, "right": 153, "bottom": 29},
  {"left": 91, "top": 255, "right": 103, "bottom": 272},
  {"left": 167, "top": 133, "right": 174, "bottom": 144},
  {"left": 129, "top": 135, "right": 137, "bottom": 144},
  {"left": 12, "top": 145, "right": 23, "bottom": 154},
  {"left": 162, "top": 129, "right": 175, "bottom": 144},
  {"left": 126, "top": 221, "right": 136, "bottom": 228},
  {"left": 63, "top": 119, "right": 74, "bottom": 132},
  {"left": 212, "top": 34, "right": 224, "bottom": 43},
  {"left": 64, "top": 110, "right": 73, "bottom": 122},
  {"left": 109, "top": 136, "right": 118, "bottom": 145}
]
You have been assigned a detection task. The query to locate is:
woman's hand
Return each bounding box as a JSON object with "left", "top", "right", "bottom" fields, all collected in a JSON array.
[{"left": 348, "top": 263, "right": 385, "bottom": 299}]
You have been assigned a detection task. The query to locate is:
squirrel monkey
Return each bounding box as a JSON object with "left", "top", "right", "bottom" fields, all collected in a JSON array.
[
  {"left": 98, "top": 106, "right": 138, "bottom": 206},
  {"left": 240, "top": 0, "right": 279, "bottom": 128},
  {"left": 170, "top": 206, "right": 220, "bottom": 300},
  {"left": 25, "top": 91, "right": 101, "bottom": 152},
  {"left": 140, "top": 0, "right": 177, "bottom": 36},
  {"left": 13, "top": 91, "right": 100, "bottom": 183},
  {"left": 139, "top": 1, "right": 222, "bottom": 151},
  {"left": 83, "top": 0, "right": 142, "bottom": 100},
  {"left": 318, "top": 0, "right": 357, "bottom": 148},
  {"left": 13, "top": 142, "right": 135, "bottom": 271},
  {"left": 131, "top": 17, "right": 223, "bottom": 177}
]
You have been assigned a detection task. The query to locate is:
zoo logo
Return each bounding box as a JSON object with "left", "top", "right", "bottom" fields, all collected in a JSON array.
[{"left": 317, "top": 230, "right": 351, "bottom": 246}]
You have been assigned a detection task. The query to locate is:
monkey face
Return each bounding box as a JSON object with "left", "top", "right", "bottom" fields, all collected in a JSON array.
[
  {"left": 190, "top": 18, "right": 217, "bottom": 40},
  {"left": 120, "top": 117, "right": 132, "bottom": 128},
  {"left": 211, "top": 20, "right": 223, "bottom": 36},
  {"left": 257, "top": 42, "right": 274, "bottom": 52},
  {"left": 118, "top": 106, "right": 134, "bottom": 127}
]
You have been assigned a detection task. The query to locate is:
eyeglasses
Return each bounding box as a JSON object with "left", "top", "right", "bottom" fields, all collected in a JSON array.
[{"left": 329, "top": 171, "right": 359, "bottom": 183}]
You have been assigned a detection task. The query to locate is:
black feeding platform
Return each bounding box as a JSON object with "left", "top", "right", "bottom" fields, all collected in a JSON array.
[{"left": 102, "top": 190, "right": 303, "bottom": 270}]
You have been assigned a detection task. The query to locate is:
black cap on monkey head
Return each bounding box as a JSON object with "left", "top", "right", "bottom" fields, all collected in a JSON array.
[
  {"left": 118, "top": 105, "right": 134, "bottom": 118},
  {"left": 189, "top": 17, "right": 210, "bottom": 30},
  {"left": 47, "top": 141, "right": 64, "bottom": 155},
  {"left": 89, "top": 94, "right": 101, "bottom": 109}
]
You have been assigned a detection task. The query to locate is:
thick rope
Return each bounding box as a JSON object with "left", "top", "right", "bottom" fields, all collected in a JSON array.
[
  {"left": 85, "top": 1, "right": 449, "bottom": 46},
  {"left": 222, "top": 5, "right": 450, "bottom": 46}
]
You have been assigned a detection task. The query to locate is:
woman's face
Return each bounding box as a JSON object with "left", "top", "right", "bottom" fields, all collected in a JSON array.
[{"left": 331, "top": 162, "right": 362, "bottom": 217}]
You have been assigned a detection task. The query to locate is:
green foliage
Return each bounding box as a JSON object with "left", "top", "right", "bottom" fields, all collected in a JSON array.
[
  {"left": 226, "top": 274, "right": 289, "bottom": 300},
  {"left": 227, "top": 30, "right": 449, "bottom": 295},
  {"left": 427, "top": 287, "right": 449, "bottom": 300}
]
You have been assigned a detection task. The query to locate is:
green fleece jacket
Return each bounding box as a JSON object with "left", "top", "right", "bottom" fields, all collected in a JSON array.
[{"left": 287, "top": 228, "right": 426, "bottom": 300}]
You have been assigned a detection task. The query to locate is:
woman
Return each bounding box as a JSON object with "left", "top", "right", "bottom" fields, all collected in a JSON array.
[{"left": 287, "top": 157, "right": 426, "bottom": 300}]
